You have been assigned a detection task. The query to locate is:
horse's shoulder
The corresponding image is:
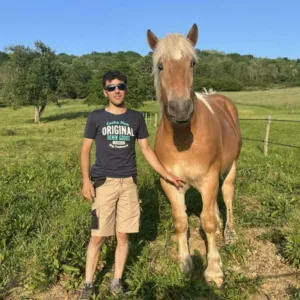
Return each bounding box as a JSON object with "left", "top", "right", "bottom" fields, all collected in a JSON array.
[{"left": 205, "top": 94, "right": 237, "bottom": 113}]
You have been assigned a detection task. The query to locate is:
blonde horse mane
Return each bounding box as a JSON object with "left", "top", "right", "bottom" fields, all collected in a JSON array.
[{"left": 152, "top": 33, "right": 198, "bottom": 102}]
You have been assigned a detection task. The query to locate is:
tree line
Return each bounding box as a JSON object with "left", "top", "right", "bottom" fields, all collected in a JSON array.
[{"left": 0, "top": 41, "right": 299, "bottom": 122}]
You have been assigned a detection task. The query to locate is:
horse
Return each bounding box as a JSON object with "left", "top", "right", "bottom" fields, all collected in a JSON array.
[{"left": 147, "top": 24, "right": 242, "bottom": 287}]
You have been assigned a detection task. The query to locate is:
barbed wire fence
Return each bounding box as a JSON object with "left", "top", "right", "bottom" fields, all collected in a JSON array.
[
  {"left": 143, "top": 113, "right": 300, "bottom": 155},
  {"left": 240, "top": 116, "right": 300, "bottom": 154}
]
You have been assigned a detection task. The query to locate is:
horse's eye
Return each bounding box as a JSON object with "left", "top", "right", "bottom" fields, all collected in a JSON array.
[
  {"left": 190, "top": 60, "right": 196, "bottom": 67},
  {"left": 158, "top": 64, "right": 163, "bottom": 71}
]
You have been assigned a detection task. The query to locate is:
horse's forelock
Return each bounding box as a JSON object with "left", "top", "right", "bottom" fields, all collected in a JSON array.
[{"left": 152, "top": 34, "right": 198, "bottom": 102}]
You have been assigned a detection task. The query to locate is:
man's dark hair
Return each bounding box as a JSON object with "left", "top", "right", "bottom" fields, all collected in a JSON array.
[{"left": 102, "top": 70, "right": 127, "bottom": 88}]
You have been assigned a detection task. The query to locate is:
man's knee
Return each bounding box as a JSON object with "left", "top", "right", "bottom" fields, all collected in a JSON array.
[
  {"left": 90, "top": 235, "right": 105, "bottom": 247},
  {"left": 116, "top": 232, "right": 128, "bottom": 246}
]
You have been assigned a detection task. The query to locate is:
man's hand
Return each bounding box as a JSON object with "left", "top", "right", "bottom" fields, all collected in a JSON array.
[
  {"left": 137, "top": 138, "right": 186, "bottom": 188},
  {"left": 163, "top": 173, "right": 185, "bottom": 188},
  {"left": 82, "top": 181, "right": 95, "bottom": 201}
]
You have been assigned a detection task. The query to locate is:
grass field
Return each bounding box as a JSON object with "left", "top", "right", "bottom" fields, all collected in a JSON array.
[{"left": 1, "top": 88, "right": 300, "bottom": 299}]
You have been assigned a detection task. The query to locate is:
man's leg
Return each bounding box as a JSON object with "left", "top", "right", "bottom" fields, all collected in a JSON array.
[
  {"left": 79, "top": 236, "right": 106, "bottom": 299},
  {"left": 85, "top": 235, "right": 106, "bottom": 283},
  {"left": 114, "top": 231, "right": 129, "bottom": 279},
  {"left": 87, "top": 177, "right": 119, "bottom": 282},
  {"left": 110, "top": 177, "right": 139, "bottom": 294},
  {"left": 114, "top": 177, "right": 140, "bottom": 280}
]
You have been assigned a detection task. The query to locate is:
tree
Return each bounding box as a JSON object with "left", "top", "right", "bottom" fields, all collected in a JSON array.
[
  {"left": 0, "top": 51, "right": 10, "bottom": 65},
  {"left": 85, "top": 71, "right": 105, "bottom": 106},
  {"left": 134, "top": 53, "right": 155, "bottom": 100},
  {"left": 2, "top": 41, "right": 60, "bottom": 123}
]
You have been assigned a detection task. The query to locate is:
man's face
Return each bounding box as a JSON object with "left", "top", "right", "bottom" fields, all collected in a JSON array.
[{"left": 103, "top": 78, "right": 127, "bottom": 106}]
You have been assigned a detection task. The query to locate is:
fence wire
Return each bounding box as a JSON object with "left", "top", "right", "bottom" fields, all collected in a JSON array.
[
  {"left": 240, "top": 118, "right": 300, "bottom": 149},
  {"left": 144, "top": 114, "right": 300, "bottom": 150},
  {"left": 240, "top": 118, "right": 300, "bottom": 123},
  {"left": 242, "top": 138, "right": 300, "bottom": 149}
]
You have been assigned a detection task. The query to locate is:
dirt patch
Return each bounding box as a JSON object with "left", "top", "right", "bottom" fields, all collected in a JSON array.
[
  {"left": 4, "top": 283, "right": 78, "bottom": 300},
  {"left": 238, "top": 228, "right": 299, "bottom": 300},
  {"left": 185, "top": 226, "right": 300, "bottom": 299},
  {"left": 171, "top": 224, "right": 299, "bottom": 299}
]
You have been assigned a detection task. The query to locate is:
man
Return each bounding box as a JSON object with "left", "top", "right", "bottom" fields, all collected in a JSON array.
[{"left": 79, "top": 70, "right": 183, "bottom": 299}]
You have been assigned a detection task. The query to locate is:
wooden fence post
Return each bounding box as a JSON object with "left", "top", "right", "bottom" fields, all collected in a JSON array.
[
  {"left": 145, "top": 113, "right": 147, "bottom": 124},
  {"left": 264, "top": 114, "right": 272, "bottom": 156},
  {"left": 150, "top": 114, "right": 152, "bottom": 126},
  {"left": 155, "top": 114, "right": 158, "bottom": 127}
]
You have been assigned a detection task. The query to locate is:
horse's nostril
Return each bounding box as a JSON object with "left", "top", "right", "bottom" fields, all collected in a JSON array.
[
  {"left": 168, "top": 101, "right": 177, "bottom": 116},
  {"left": 187, "top": 99, "right": 193, "bottom": 113},
  {"left": 169, "top": 101, "right": 177, "bottom": 110}
]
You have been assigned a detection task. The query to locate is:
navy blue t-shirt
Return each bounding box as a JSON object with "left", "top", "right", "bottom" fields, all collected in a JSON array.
[{"left": 84, "top": 108, "right": 149, "bottom": 178}]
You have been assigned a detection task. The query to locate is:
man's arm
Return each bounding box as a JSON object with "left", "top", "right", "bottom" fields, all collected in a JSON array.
[
  {"left": 80, "top": 137, "right": 95, "bottom": 201},
  {"left": 137, "top": 138, "right": 184, "bottom": 187}
]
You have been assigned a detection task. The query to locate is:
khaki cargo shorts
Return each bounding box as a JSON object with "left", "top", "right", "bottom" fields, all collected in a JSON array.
[{"left": 90, "top": 177, "right": 140, "bottom": 237}]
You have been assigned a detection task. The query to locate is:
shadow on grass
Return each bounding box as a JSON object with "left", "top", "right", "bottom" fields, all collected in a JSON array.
[
  {"left": 41, "top": 111, "right": 89, "bottom": 122},
  {"left": 124, "top": 250, "right": 221, "bottom": 299},
  {"left": 185, "top": 184, "right": 227, "bottom": 232},
  {"left": 139, "top": 274, "right": 221, "bottom": 300},
  {"left": 286, "top": 284, "right": 300, "bottom": 299},
  {"left": 133, "top": 185, "right": 221, "bottom": 299}
]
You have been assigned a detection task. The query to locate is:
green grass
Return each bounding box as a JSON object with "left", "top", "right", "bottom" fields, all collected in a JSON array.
[
  {"left": 1, "top": 88, "right": 300, "bottom": 299},
  {"left": 224, "top": 87, "right": 300, "bottom": 111}
]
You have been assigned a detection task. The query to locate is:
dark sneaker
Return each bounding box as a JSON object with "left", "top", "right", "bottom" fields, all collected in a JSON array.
[
  {"left": 79, "top": 282, "right": 94, "bottom": 300},
  {"left": 110, "top": 278, "right": 126, "bottom": 295}
]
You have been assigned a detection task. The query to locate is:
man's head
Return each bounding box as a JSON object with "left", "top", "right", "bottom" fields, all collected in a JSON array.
[{"left": 102, "top": 70, "right": 127, "bottom": 107}]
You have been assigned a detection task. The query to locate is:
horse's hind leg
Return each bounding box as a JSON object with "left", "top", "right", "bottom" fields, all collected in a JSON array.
[
  {"left": 160, "top": 178, "right": 193, "bottom": 273},
  {"left": 199, "top": 172, "right": 224, "bottom": 287},
  {"left": 222, "top": 161, "right": 237, "bottom": 244}
]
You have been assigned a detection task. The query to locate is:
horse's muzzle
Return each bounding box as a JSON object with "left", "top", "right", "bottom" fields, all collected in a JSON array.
[{"left": 167, "top": 99, "right": 194, "bottom": 124}]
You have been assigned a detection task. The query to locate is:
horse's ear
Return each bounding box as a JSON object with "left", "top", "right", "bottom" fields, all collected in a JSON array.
[
  {"left": 187, "top": 24, "right": 198, "bottom": 47},
  {"left": 147, "top": 30, "right": 158, "bottom": 50}
]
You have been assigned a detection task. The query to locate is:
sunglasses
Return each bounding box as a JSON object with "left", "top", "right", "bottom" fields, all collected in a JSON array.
[{"left": 104, "top": 83, "right": 127, "bottom": 92}]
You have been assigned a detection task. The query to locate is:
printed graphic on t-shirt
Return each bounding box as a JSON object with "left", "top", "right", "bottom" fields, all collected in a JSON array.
[{"left": 102, "top": 121, "right": 134, "bottom": 149}]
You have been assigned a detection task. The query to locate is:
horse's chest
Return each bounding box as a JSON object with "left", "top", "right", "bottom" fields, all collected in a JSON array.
[
  {"left": 170, "top": 162, "right": 206, "bottom": 180},
  {"left": 156, "top": 147, "right": 209, "bottom": 179}
]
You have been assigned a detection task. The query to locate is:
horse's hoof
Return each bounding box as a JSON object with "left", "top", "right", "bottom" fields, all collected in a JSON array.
[
  {"left": 204, "top": 269, "right": 224, "bottom": 288},
  {"left": 205, "top": 276, "right": 224, "bottom": 288},
  {"left": 224, "top": 227, "right": 237, "bottom": 244},
  {"left": 179, "top": 255, "right": 193, "bottom": 274}
]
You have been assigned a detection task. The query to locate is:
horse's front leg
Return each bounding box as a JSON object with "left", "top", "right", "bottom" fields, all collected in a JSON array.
[
  {"left": 160, "top": 178, "right": 192, "bottom": 273},
  {"left": 198, "top": 172, "right": 224, "bottom": 287}
]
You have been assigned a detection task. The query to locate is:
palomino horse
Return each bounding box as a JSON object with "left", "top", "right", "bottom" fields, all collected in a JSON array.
[{"left": 147, "top": 24, "right": 242, "bottom": 287}]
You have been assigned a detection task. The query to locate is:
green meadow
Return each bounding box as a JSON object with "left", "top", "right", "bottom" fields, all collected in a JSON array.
[{"left": 1, "top": 88, "right": 300, "bottom": 299}]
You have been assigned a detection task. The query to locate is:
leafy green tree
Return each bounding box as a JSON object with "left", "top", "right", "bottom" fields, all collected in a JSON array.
[
  {"left": 71, "top": 58, "right": 92, "bottom": 98},
  {"left": 134, "top": 53, "right": 155, "bottom": 100},
  {"left": 57, "top": 57, "right": 92, "bottom": 99},
  {"left": 2, "top": 41, "right": 60, "bottom": 123},
  {"left": 0, "top": 51, "right": 10, "bottom": 65},
  {"left": 57, "top": 64, "right": 78, "bottom": 99},
  {"left": 85, "top": 71, "right": 105, "bottom": 106}
]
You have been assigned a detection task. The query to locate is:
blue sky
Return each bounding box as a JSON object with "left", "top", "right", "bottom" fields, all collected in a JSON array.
[{"left": 1, "top": 0, "right": 300, "bottom": 59}]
